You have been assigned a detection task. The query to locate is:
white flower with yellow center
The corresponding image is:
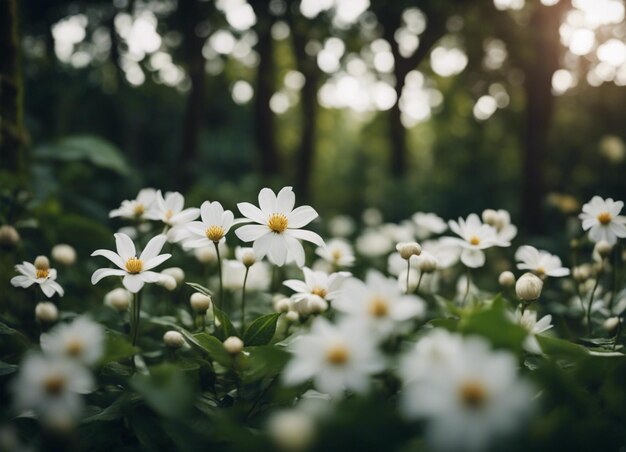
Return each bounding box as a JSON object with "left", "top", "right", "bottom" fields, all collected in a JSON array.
[
  {"left": 333, "top": 270, "right": 425, "bottom": 338},
  {"left": 181, "top": 201, "right": 234, "bottom": 248},
  {"left": 283, "top": 267, "right": 351, "bottom": 311},
  {"left": 236, "top": 187, "right": 324, "bottom": 267},
  {"left": 282, "top": 317, "right": 384, "bottom": 398},
  {"left": 40, "top": 317, "right": 105, "bottom": 366},
  {"left": 109, "top": 188, "right": 156, "bottom": 220},
  {"left": 443, "top": 214, "right": 507, "bottom": 268},
  {"left": 399, "top": 331, "right": 533, "bottom": 452},
  {"left": 315, "top": 239, "right": 355, "bottom": 267},
  {"left": 579, "top": 196, "right": 626, "bottom": 245},
  {"left": 515, "top": 245, "right": 569, "bottom": 278},
  {"left": 91, "top": 233, "right": 171, "bottom": 293},
  {"left": 412, "top": 212, "right": 448, "bottom": 239},
  {"left": 145, "top": 190, "right": 200, "bottom": 242},
  {"left": 11, "top": 353, "right": 94, "bottom": 426},
  {"left": 11, "top": 256, "right": 64, "bottom": 298}
]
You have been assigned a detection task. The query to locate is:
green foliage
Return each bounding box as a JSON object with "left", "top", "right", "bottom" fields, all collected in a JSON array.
[{"left": 243, "top": 313, "right": 280, "bottom": 346}]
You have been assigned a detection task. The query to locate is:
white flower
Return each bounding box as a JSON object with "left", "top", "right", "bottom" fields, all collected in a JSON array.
[
  {"left": 283, "top": 268, "right": 350, "bottom": 311},
  {"left": 145, "top": 191, "right": 200, "bottom": 241},
  {"left": 412, "top": 212, "right": 447, "bottom": 239},
  {"left": 355, "top": 228, "right": 394, "bottom": 258},
  {"left": 515, "top": 310, "right": 553, "bottom": 354},
  {"left": 222, "top": 259, "right": 271, "bottom": 291},
  {"left": 181, "top": 200, "right": 234, "bottom": 249},
  {"left": 11, "top": 257, "right": 64, "bottom": 298},
  {"left": 579, "top": 196, "right": 626, "bottom": 245},
  {"left": 443, "top": 214, "right": 507, "bottom": 268},
  {"left": 11, "top": 353, "right": 94, "bottom": 426},
  {"left": 482, "top": 209, "right": 518, "bottom": 243},
  {"left": 315, "top": 239, "right": 355, "bottom": 267},
  {"left": 282, "top": 317, "right": 384, "bottom": 398},
  {"left": 333, "top": 271, "right": 425, "bottom": 338},
  {"left": 236, "top": 186, "right": 324, "bottom": 267},
  {"left": 515, "top": 245, "right": 569, "bottom": 278},
  {"left": 40, "top": 317, "right": 105, "bottom": 366},
  {"left": 400, "top": 331, "right": 533, "bottom": 452},
  {"left": 91, "top": 233, "right": 171, "bottom": 293},
  {"left": 109, "top": 188, "right": 156, "bottom": 220}
]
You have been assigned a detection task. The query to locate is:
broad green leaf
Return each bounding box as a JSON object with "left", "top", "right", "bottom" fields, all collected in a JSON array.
[
  {"left": 458, "top": 302, "right": 527, "bottom": 353},
  {"left": 99, "top": 330, "right": 138, "bottom": 365},
  {"left": 240, "top": 345, "right": 290, "bottom": 383},
  {"left": 82, "top": 393, "right": 140, "bottom": 423},
  {"left": 213, "top": 307, "right": 237, "bottom": 341},
  {"left": 186, "top": 282, "right": 213, "bottom": 296},
  {"left": 243, "top": 313, "right": 280, "bottom": 346},
  {"left": 34, "top": 135, "right": 131, "bottom": 175},
  {"left": 192, "top": 333, "right": 232, "bottom": 366},
  {"left": 538, "top": 336, "right": 590, "bottom": 358},
  {"left": 130, "top": 364, "right": 194, "bottom": 418}
]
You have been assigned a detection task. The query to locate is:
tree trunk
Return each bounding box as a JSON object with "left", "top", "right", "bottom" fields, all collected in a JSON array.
[
  {"left": 0, "top": 0, "right": 26, "bottom": 174},
  {"left": 254, "top": 16, "right": 280, "bottom": 176},
  {"left": 177, "top": 0, "right": 207, "bottom": 189},
  {"left": 520, "top": 5, "right": 562, "bottom": 233}
]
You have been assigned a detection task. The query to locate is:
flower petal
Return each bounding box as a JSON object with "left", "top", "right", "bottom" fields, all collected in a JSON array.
[
  {"left": 91, "top": 268, "right": 126, "bottom": 285},
  {"left": 460, "top": 248, "right": 485, "bottom": 268},
  {"left": 237, "top": 202, "right": 267, "bottom": 224},
  {"left": 286, "top": 229, "right": 325, "bottom": 247},
  {"left": 258, "top": 188, "right": 277, "bottom": 213},
  {"left": 236, "top": 224, "right": 270, "bottom": 242},
  {"left": 140, "top": 234, "right": 167, "bottom": 261},
  {"left": 288, "top": 206, "right": 318, "bottom": 229},
  {"left": 91, "top": 249, "right": 126, "bottom": 269},
  {"left": 115, "top": 233, "right": 136, "bottom": 260},
  {"left": 143, "top": 253, "right": 171, "bottom": 271},
  {"left": 276, "top": 187, "right": 295, "bottom": 214},
  {"left": 123, "top": 274, "right": 144, "bottom": 293}
]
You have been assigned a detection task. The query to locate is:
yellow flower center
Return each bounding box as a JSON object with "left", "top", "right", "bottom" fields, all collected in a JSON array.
[
  {"left": 331, "top": 249, "right": 343, "bottom": 262},
  {"left": 44, "top": 374, "right": 65, "bottom": 395},
  {"left": 326, "top": 344, "right": 349, "bottom": 365},
  {"left": 459, "top": 380, "right": 487, "bottom": 409},
  {"left": 66, "top": 338, "right": 84, "bottom": 357},
  {"left": 535, "top": 266, "right": 545, "bottom": 276},
  {"left": 165, "top": 209, "right": 174, "bottom": 221},
  {"left": 36, "top": 269, "right": 49, "bottom": 279},
  {"left": 597, "top": 211, "right": 612, "bottom": 225},
  {"left": 368, "top": 297, "right": 389, "bottom": 318},
  {"left": 133, "top": 204, "right": 145, "bottom": 216},
  {"left": 268, "top": 213, "right": 288, "bottom": 233},
  {"left": 205, "top": 225, "right": 225, "bottom": 242},
  {"left": 469, "top": 235, "right": 481, "bottom": 246},
  {"left": 311, "top": 286, "right": 327, "bottom": 298},
  {"left": 125, "top": 257, "right": 143, "bottom": 274}
]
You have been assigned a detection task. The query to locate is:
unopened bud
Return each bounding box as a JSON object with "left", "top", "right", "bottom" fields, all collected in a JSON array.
[
  {"left": 285, "top": 311, "right": 299, "bottom": 323},
  {"left": 417, "top": 253, "right": 438, "bottom": 273},
  {"left": 35, "top": 302, "right": 58, "bottom": 324},
  {"left": 594, "top": 240, "right": 613, "bottom": 259},
  {"left": 572, "top": 265, "right": 591, "bottom": 282},
  {"left": 0, "top": 225, "right": 20, "bottom": 248},
  {"left": 239, "top": 248, "right": 256, "bottom": 267},
  {"left": 604, "top": 317, "right": 620, "bottom": 332},
  {"left": 396, "top": 242, "right": 422, "bottom": 260},
  {"left": 515, "top": 272, "right": 543, "bottom": 302},
  {"left": 223, "top": 336, "right": 244, "bottom": 354},
  {"left": 34, "top": 256, "right": 50, "bottom": 270},
  {"left": 158, "top": 274, "right": 177, "bottom": 291},
  {"left": 498, "top": 271, "right": 516, "bottom": 288},
  {"left": 273, "top": 296, "right": 291, "bottom": 313},
  {"left": 190, "top": 292, "right": 212, "bottom": 314},
  {"left": 163, "top": 330, "right": 185, "bottom": 348},
  {"left": 161, "top": 267, "right": 185, "bottom": 284},
  {"left": 105, "top": 288, "right": 132, "bottom": 312},
  {"left": 51, "top": 244, "right": 76, "bottom": 266},
  {"left": 268, "top": 410, "right": 315, "bottom": 452}
]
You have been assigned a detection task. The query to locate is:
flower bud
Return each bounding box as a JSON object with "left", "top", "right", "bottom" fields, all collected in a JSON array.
[
  {"left": 273, "top": 296, "right": 291, "bottom": 313},
  {"left": 515, "top": 272, "right": 543, "bottom": 302},
  {"left": 238, "top": 248, "right": 256, "bottom": 267},
  {"left": 223, "top": 336, "right": 244, "bottom": 354},
  {"left": 572, "top": 265, "right": 591, "bottom": 282},
  {"left": 34, "top": 255, "right": 50, "bottom": 271},
  {"left": 194, "top": 246, "right": 217, "bottom": 264},
  {"left": 594, "top": 240, "right": 613, "bottom": 259},
  {"left": 268, "top": 410, "right": 315, "bottom": 452},
  {"left": 396, "top": 242, "right": 422, "bottom": 260},
  {"left": 163, "top": 330, "right": 185, "bottom": 348},
  {"left": 307, "top": 297, "right": 328, "bottom": 315},
  {"left": 190, "top": 292, "right": 212, "bottom": 314},
  {"left": 51, "top": 244, "right": 76, "bottom": 266},
  {"left": 498, "top": 271, "right": 516, "bottom": 288},
  {"left": 285, "top": 310, "right": 299, "bottom": 323},
  {"left": 604, "top": 317, "right": 620, "bottom": 332},
  {"left": 35, "top": 302, "right": 58, "bottom": 324},
  {"left": 161, "top": 267, "right": 185, "bottom": 284},
  {"left": 105, "top": 288, "right": 132, "bottom": 312},
  {"left": 0, "top": 225, "right": 20, "bottom": 248},
  {"left": 417, "top": 253, "right": 438, "bottom": 273},
  {"left": 158, "top": 274, "right": 177, "bottom": 291},
  {"left": 482, "top": 209, "right": 503, "bottom": 229}
]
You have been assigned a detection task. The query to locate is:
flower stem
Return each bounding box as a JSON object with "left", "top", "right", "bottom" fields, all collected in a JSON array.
[
  {"left": 214, "top": 241, "right": 224, "bottom": 310},
  {"left": 405, "top": 260, "right": 411, "bottom": 294},
  {"left": 241, "top": 266, "right": 250, "bottom": 330},
  {"left": 415, "top": 272, "right": 424, "bottom": 294},
  {"left": 462, "top": 268, "right": 471, "bottom": 305},
  {"left": 586, "top": 270, "right": 602, "bottom": 336},
  {"left": 130, "top": 291, "right": 143, "bottom": 347}
]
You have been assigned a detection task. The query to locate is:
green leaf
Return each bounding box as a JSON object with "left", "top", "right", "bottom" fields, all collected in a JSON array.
[
  {"left": 130, "top": 364, "right": 194, "bottom": 418},
  {"left": 0, "top": 361, "right": 18, "bottom": 376},
  {"left": 458, "top": 302, "right": 527, "bottom": 353},
  {"left": 240, "top": 345, "right": 290, "bottom": 383},
  {"left": 100, "top": 330, "right": 138, "bottom": 365},
  {"left": 186, "top": 282, "right": 213, "bottom": 297},
  {"left": 192, "top": 333, "right": 232, "bottom": 366},
  {"left": 213, "top": 307, "right": 237, "bottom": 341},
  {"left": 538, "top": 336, "right": 590, "bottom": 358},
  {"left": 82, "top": 393, "right": 140, "bottom": 423},
  {"left": 34, "top": 135, "right": 131, "bottom": 175},
  {"left": 243, "top": 313, "right": 280, "bottom": 346}
]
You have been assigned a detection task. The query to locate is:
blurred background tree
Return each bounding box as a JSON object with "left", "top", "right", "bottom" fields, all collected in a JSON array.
[{"left": 3, "top": 0, "right": 626, "bottom": 236}]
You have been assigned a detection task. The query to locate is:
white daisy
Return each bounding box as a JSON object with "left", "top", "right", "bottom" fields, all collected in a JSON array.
[
  {"left": 515, "top": 309, "right": 553, "bottom": 354},
  {"left": 579, "top": 196, "right": 626, "bottom": 245},
  {"left": 283, "top": 267, "right": 350, "bottom": 311},
  {"left": 332, "top": 270, "right": 425, "bottom": 338},
  {"left": 282, "top": 317, "right": 384, "bottom": 398},
  {"left": 11, "top": 256, "right": 64, "bottom": 298},
  {"left": 315, "top": 239, "right": 355, "bottom": 267},
  {"left": 11, "top": 353, "right": 94, "bottom": 426},
  {"left": 236, "top": 186, "right": 324, "bottom": 267},
  {"left": 144, "top": 190, "right": 200, "bottom": 241},
  {"left": 515, "top": 245, "right": 570, "bottom": 278},
  {"left": 40, "top": 317, "right": 105, "bottom": 366},
  {"left": 400, "top": 331, "right": 533, "bottom": 452},
  {"left": 412, "top": 212, "right": 447, "bottom": 239},
  {"left": 181, "top": 201, "right": 234, "bottom": 248},
  {"left": 443, "top": 214, "right": 507, "bottom": 268},
  {"left": 109, "top": 188, "right": 156, "bottom": 220},
  {"left": 91, "top": 233, "right": 171, "bottom": 293}
]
